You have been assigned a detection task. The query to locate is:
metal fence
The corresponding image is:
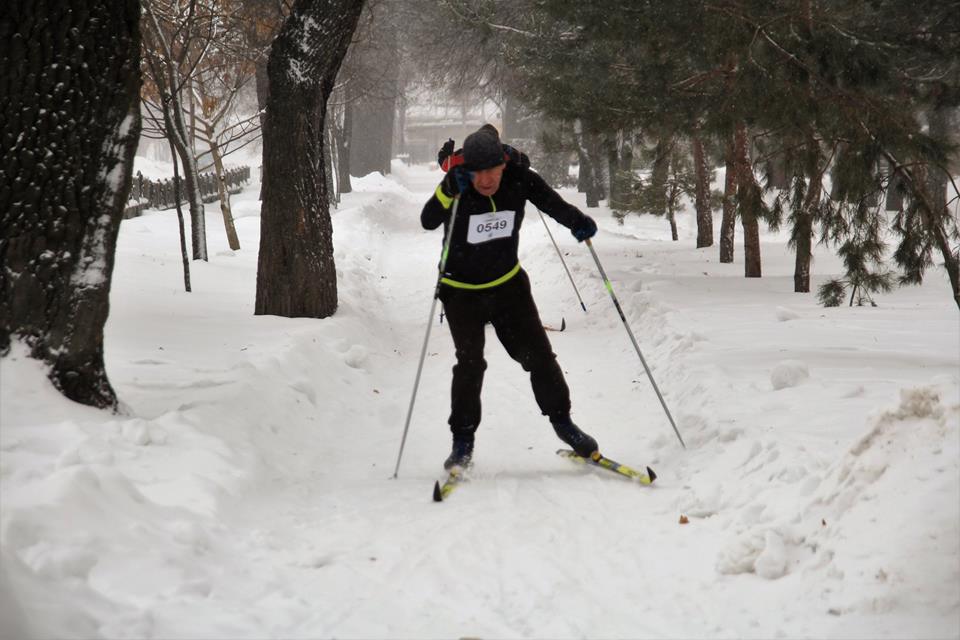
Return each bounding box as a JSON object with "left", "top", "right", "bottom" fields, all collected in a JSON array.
[{"left": 124, "top": 166, "right": 251, "bottom": 218}]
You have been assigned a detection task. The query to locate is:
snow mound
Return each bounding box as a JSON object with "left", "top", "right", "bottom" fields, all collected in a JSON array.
[
  {"left": 770, "top": 359, "right": 809, "bottom": 390},
  {"left": 716, "top": 528, "right": 794, "bottom": 580},
  {"left": 351, "top": 171, "right": 410, "bottom": 193},
  {"left": 775, "top": 306, "right": 801, "bottom": 321}
]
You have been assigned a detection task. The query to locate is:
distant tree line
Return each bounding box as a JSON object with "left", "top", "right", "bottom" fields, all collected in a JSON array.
[{"left": 390, "top": 0, "right": 960, "bottom": 309}]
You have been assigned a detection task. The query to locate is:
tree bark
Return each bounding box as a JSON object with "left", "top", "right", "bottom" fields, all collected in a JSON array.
[
  {"left": 692, "top": 133, "right": 713, "bottom": 248},
  {"left": 574, "top": 122, "right": 604, "bottom": 208},
  {"left": 734, "top": 122, "right": 762, "bottom": 277},
  {"left": 168, "top": 137, "right": 192, "bottom": 292},
  {"left": 0, "top": 0, "right": 141, "bottom": 409},
  {"left": 794, "top": 135, "right": 823, "bottom": 293},
  {"left": 255, "top": 0, "right": 364, "bottom": 318},
  {"left": 720, "top": 137, "right": 737, "bottom": 263}
]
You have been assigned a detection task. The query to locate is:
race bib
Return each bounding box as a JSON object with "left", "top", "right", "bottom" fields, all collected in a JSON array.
[{"left": 466, "top": 210, "right": 515, "bottom": 245}]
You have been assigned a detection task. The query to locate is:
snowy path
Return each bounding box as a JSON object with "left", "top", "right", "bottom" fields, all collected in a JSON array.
[{"left": 1, "top": 162, "right": 957, "bottom": 639}]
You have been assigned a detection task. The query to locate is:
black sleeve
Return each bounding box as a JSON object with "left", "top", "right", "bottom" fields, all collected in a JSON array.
[
  {"left": 523, "top": 169, "right": 591, "bottom": 230},
  {"left": 421, "top": 187, "right": 450, "bottom": 230}
]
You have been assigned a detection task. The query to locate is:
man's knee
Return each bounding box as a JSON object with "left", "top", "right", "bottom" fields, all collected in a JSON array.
[
  {"left": 517, "top": 349, "right": 557, "bottom": 373},
  {"left": 453, "top": 355, "right": 487, "bottom": 376}
]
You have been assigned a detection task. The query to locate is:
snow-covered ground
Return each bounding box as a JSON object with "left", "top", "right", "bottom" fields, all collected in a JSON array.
[{"left": 2, "top": 159, "right": 958, "bottom": 639}]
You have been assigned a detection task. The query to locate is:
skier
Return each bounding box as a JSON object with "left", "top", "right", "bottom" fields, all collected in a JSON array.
[{"left": 421, "top": 124, "right": 600, "bottom": 470}]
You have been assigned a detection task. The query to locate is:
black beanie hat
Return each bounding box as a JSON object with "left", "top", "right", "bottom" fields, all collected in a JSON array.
[{"left": 462, "top": 125, "right": 505, "bottom": 171}]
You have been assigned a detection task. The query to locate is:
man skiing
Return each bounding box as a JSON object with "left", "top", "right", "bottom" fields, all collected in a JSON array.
[{"left": 421, "top": 124, "right": 600, "bottom": 471}]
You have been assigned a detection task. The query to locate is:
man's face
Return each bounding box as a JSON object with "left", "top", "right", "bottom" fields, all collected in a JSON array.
[{"left": 470, "top": 163, "right": 506, "bottom": 197}]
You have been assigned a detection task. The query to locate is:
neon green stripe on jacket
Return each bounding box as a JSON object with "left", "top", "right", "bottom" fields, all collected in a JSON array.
[
  {"left": 435, "top": 185, "right": 454, "bottom": 210},
  {"left": 440, "top": 262, "right": 521, "bottom": 290}
]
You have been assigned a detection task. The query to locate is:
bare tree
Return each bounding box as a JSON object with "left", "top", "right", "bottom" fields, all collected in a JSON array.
[
  {"left": 1, "top": 0, "right": 141, "bottom": 409},
  {"left": 141, "top": 0, "right": 212, "bottom": 261},
  {"left": 190, "top": 13, "right": 262, "bottom": 251},
  {"left": 254, "top": 0, "right": 365, "bottom": 318}
]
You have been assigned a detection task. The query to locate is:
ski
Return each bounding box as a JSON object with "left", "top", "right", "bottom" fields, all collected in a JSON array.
[
  {"left": 432, "top": 468, "right": 465, "bottom": 502},
  {"left": 556, "top": 449, "right": 657, "bottom": 485},
  {"left": 543, "top": 318, "right": 566, "bottom": 332}
]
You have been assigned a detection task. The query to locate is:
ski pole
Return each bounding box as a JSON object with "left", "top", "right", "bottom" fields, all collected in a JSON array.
[
  {"left": 393, "top": 195, "right": 462, "bottom": 478},
  {"left": 537, "top": 208, "right": 588, "bottom": 313},
  {"left": 584, "top": 238, "right": 686, "bottom": 449}
]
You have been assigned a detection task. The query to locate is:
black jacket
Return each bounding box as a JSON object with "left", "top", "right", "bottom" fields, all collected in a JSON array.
[{"left": 421, "top": 165, "right": 590, "bottom": 286}]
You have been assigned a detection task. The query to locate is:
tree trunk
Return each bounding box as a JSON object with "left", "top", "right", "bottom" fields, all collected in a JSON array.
[
  {"left": 170, "top": 101, "right": 208, "bottom": 261},
  {"left": 925, "top": 107, "right": 959, "bottom": 308},
  {"left": 168, "top": 137, "right": 192, "bottom": 292},
  {"left": 349, "top": 94, "right": 395, "bottom": 176},
  {"left": 142, "top": 5, "right": 208, "bottom": 261},
  {"left": 903, "top": 156, "right": 960, "bottom": 310},
  {"left": 204, "top": 122, "right": 241, "bottom": 251},
  {"left": 255, "top": 0, "right": 364, "bottom": 318},
  {"left": 649, "top": 134, "right": 673, "bottom": 214},
  {"left": 692, "top": 133, "right": 713, "bottom": 248},
  {"left": 720, "top": 137, "right": 737, "bottom": 263},
  {"left": 734, "top": 122, "right": 762, "bottom": 277},
  {"left": 574, "top": 122, "right": 604, "bottom": 208},
  {"left": 793, "top": 178, "right": 818, "bottom": 292},
  {"left": 577, "top": 144, "right": 588, "bottom": 194},
  {"left": 502, "top": 92, "right": 520, "bottom": 140},
  {"left": 607, "top": 130, "right": 632, "bottom": 212},
  {"left": 348, "top": 11, "right": 398, "bottom": 177},
  {"left": 0, "top": 0, "right": 141, "bottom": 409},
  {"left": 794, "top": 136, "right": 823, "bottom": 293}
]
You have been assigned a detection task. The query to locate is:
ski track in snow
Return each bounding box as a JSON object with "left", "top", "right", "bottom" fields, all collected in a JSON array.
[{"left": 1, "top": 160, "right": 958, "bottom": 639}]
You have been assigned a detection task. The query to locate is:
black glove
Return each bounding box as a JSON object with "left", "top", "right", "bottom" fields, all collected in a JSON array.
[
  {"left": 503, "top": 144, "right": 530, "bottom": 170},
  {"left": 438, "top": 139, "right": 455, "bottom": 168},
  {"left": 571, "top": 215, "right": 597, "bottom": 242},
  {"left": 440, "top": 166, "right": 470, "bottom": 198}
]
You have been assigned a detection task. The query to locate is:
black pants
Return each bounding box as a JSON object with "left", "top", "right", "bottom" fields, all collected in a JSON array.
[{"left": 439, "top": 269, "right": 570, "bottom": 436}]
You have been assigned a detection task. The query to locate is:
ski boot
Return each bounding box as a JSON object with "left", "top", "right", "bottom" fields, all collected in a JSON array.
[
  {"left": 551, "top": 416, "right": 599, "bottom": 459},
  {"left": 443, "top": 433, "right": 475, "bottom": 471}
]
